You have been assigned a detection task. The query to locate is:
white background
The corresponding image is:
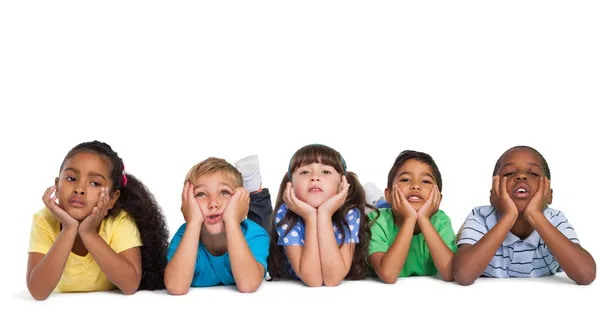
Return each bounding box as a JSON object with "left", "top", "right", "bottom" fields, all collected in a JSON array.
[{"left": 1, "top": 1, "right": 599, "bottom": 331}]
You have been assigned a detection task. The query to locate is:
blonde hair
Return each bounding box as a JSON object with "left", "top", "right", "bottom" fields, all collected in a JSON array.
[{"left": 184, "top": 157, "right": 243, "bottom": 187}]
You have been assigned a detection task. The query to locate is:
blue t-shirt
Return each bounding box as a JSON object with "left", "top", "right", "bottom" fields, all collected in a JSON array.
[
  {"left": 274, "top": 203, "right": 361, "bottom": 278},
  {"left": 167, "top": 219, "right": 269, "bottom": 287}
]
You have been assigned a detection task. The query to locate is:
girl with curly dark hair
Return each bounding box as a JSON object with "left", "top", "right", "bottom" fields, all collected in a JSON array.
[{"left": 26, "top": 140, "right": 169, "bottom": 300}]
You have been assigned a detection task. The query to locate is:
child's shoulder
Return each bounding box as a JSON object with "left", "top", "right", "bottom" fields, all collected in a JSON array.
[
  {"left": 32, "top": 207, "right": 59, "bottom": 230},
  {"left": 242, "top": 219, "right": 269, "bottom": 238},
  {"left": 102, "top": 209, "right": 137, "bottom": 230},
  {"left": 543, "top": 206, "right": 568, "bottom": 226}
]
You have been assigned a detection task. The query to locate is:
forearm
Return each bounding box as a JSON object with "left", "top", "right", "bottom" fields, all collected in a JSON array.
[
  {"left": 419, "top": 218, "right": 454, "bottom": 281},
  {"left": 316, "top": 214, "right": 350, "bottom": 286},
  {"left": 376, "top": 219, "right": 416, "bottom": 283},
  {"left": 528, "top": 212, "right": 596, "bottom": 285},
  {"left": 297, "top": 217, "right": 323, "bottom": 286},
  {"left": 164, "top": 223, "right": 202, "bottom": 294},
  {"left": 79, "top": 231, "right": 141, "bottom": 295},
  {"left": 27, "top": 227, "right": 78, "bottom": 300},
  {"left": 453, "top": 215, "right": 515, "bottom": 285},
  {"left": 226, "top": 223, "right": 264, "bottom": 293}
]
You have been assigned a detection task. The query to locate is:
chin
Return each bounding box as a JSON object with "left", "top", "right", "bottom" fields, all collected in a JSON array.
[{"left": 203, "top": 222, "right": 225, "bottom": 235}]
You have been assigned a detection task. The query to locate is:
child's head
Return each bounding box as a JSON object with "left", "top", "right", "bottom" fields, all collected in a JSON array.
[
  {"left": 185, "top": 157, "right": 243, "bottom": 236},
  {"left": 386, "top": 150, "right": 443, "bottom": 211},
  {"left": 268, "top": 144, "right": 372, "bottom": 281},
  {"left": 56, "top": 140, "right": 169, "bottom": 290},
  {"left": 492, "top": 146, "right": 552, "bottom": 213},
  {"left": 57, "top": 141, "right": 128, "bottom": 221},
  {"left": 286, "top": 144, "right": 347, "bottom": 208}
]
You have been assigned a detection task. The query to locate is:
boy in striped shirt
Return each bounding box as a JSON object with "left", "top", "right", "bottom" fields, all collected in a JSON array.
[{"left": 452, "top": 146, "right": 596, "bottom": 285}]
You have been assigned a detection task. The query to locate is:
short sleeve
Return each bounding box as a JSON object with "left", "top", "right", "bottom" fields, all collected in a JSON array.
[
  {"left": 28, "top": 209, "right": 55, "bottom": 254},
  {"left": 550, "top": 210, "right": 580, "bottom": 244},
  {"left": 433, "top": 210, "right": 457, "bottom": 252},
  {"left": 274, "top": 203, "right": 304, "bottom": 246},
  {"left": 245, "top": 222, "right": 270, "bottom": 277},
  {"left": 111, "top": 214, "right": 143, "bottom": 253},
  {"left": 341, "top": 208, "right": 360, "bottom": 244},
  {"left": 456, "top": 208, "right": 489, "bottom": 246},
  {"left": 368, "top": 211, "right": 390, "bottom": 255},
  {"left": 167, "top": 223, "right": 208, "bottom": 276}
]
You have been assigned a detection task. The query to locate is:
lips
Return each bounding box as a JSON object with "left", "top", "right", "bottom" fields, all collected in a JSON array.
[
  {"left": 68, "top": 196, "right": 86, "bottom": 208},
  {"left": 308, "top": 186, "right": 323, "bottom": 193},
  {"left": 205, "top": 213, "right": 223, "bottom": 224},
  {"left": 512, "top": 184, "right": 531, "bottom": 199},
  {"left": 406, "top": 193, "right": 423, "bottom": 202}
]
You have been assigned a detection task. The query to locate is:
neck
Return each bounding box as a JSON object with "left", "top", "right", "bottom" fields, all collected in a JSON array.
[
  {"left": 510, "top": 214, "right": 534, "bottom": 240},
  {"left": 200, "top": 231, "right": 228, "bottom": 256}
]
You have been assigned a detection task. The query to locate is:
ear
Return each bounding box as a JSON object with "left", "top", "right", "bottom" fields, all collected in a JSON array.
[
  {"left": 548, "top": 188, "right": 553, "bottom": 205},
  {"left": 54, "top": 177, "right": 59, "bottom": 188},
  {"left": 384, "top": 187, "right": 391, "bottom": 203},
  {"left": 108, "top": 189, "right": 121, "bottom": 209}
]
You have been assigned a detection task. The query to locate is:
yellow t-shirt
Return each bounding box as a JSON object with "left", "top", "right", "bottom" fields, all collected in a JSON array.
[{"left": 28, "top": 207, "right": 143, "bottom": 293}]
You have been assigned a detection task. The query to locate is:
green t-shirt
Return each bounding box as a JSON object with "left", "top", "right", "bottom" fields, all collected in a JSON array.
[{"left": 368, "top": 208, "right": 457, "bottom": 277}]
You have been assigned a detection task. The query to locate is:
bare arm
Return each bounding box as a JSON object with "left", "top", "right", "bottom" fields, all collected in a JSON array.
[
  {"left": 369, "top": 217, "right": 416, "bottom": 284},
  {"left": 419, "top": 216, "right": 454, "bottom": 281},
  {"left": 226, "top": 222, "right": 265, "bottom": 292},
  {"left": 317, "top": 212, "right": 354, "bottom": 286},
  {"left": 285, "top": 215, "right": 323, "bottom": 287},
  {"left": 26, "top": 226, "right": 78, "bottom": 300}
]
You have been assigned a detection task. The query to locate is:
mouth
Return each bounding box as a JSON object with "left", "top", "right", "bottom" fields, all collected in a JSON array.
[
  {"left": 68, "top": 197, "right": 86, "bottom": 208},
  {"left": 406, "top": 194, "right": 423, "bottom": 202},
  {"left": 513, "top": 185, "right": 531, "bottom": 199},
  {"left": 308, "top": 187, "right": 323, "bottom": 193},
  {"left": 205, "top": 214, "right": 223, "bottom": 225}
]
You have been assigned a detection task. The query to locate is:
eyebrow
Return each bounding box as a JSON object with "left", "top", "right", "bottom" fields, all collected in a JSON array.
[
  {"left": 194, "top": 183, "right": 234, "bottom": 189},
  {"left": 500, "top": 162, "right": 541, "bottom": 169},
  {"left": 398, "top": 171, "right": 434, "bottom": 179}
]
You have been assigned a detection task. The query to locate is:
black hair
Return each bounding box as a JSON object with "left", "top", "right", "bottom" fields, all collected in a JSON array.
[
  {"left": 387, "top": 150, "right": 443, "bottom": 191},
  {"left": 492, "top": 145, "right": 551, "bottom": 180}
]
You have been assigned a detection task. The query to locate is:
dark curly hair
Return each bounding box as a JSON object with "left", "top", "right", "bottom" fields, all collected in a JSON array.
[
  {"left": 267, "top": 144, "right": 373, "bottom": 281},
  {"left": 492, "top": 145, "right": 551, "bottom": 180},
  {"left": 60, "top": 140, "right": 170, "bottom": 290}
]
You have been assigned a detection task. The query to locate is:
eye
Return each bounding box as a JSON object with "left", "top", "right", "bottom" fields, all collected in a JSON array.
[
  {"left": 322, "top": 170, "right": 331, "bottom": 175},
  {"left": 299, "top": 170, "right": 309, "bottom": 175},
  {"left": 195, "top": 192, "right": 206, "bottom": 198},
  {"left": 529, "top": 172, "right": 540, "bottom": 177},
  {"left": 66, "top": 176, "right": 76, "bottom": 182},
  {"left": 399, "top": 178, "right": 409, "bottom": 183},
  {"left": 91, "top": 182, "right": 101, "bottom": 187},
  {"left": 220, "top": 190, "right": 231, "bottom": 196},
  {"left": 423, "top": 179, "right": 432, "bottom": 184},
  {"left": 503, "top": 172, "right": 515, "bottom": 177}
]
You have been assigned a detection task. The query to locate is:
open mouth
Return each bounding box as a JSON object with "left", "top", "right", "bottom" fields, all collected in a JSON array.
[
  {"left": 68, "top": 197, "right": 86, "bottom": 208},
  {"left": 406, "top": 195, "right": 423, "bottom": 202},
  {"left": 205, "top": 214, "right": 223, "bottom": 224},
  {"left": 513, "top": 185, "right": 530, "bottom": 199},
  {"left": 308, "top": 187, "right": 323, "bottom": 193}
]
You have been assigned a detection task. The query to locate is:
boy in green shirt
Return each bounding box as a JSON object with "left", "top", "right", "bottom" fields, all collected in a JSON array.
[{"left": 366, "top": 150, "right": 457, "bottom": 283}]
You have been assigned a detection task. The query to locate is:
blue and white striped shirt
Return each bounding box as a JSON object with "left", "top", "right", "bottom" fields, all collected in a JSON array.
[{"left": 457, "top": 205, "right": 580, "bottom": 278}]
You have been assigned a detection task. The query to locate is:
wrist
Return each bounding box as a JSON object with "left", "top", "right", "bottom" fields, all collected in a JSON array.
[{"left": 524, "top": 210, "right": 544, "bottom": 224}]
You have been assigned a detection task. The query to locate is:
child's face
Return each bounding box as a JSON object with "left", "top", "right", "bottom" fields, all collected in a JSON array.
[
  {"left": 495, "top": 148, "right": 551, "bottom": 213},
  {"left": 55, "top": 152, "right": 117, "bottom": 221},
  {"left": 385, "top": 159, "right": 436, "bottom": 211},
  {"left": 292, "top": 162, "right": 342, "bottom": 208},
  {"left": 193, "top": 172, "right": 238, "bottom": 235}
]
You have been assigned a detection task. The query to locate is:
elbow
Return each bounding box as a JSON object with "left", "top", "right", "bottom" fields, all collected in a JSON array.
[
  {"left": 323, "top": 277, "right": 343, "bottom": 287},
  {"left": 301, "top": 274, "right": 323, "bottom": 287},
  {"left": 452, "top": 266, "right": 475, "bottom": 286},
  {"left": 165, "top": 279, "right": 190, "bottom": 295},
  {"left": 237, "top": 282, "right": 261, "bottom": 293},
  {"left": 30, "top": 291, "right": 50, "bottom": 301},
  {"left": 379, "top": 273, "right": 398, "bottom": 284},
  {"left": 575, "top": 267, "right": 596, "bottom": 286},
  {"left": 441, "top": 273, "right": 455, "bottom": 282},
  {"left": 120, "top": 286, "right": 139, "bottom": 296}
]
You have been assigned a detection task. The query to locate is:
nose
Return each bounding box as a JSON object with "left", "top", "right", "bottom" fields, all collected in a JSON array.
[
  {"left": 410, "top": 183, "right": 421, "bottom": 191},
  {"left": 73, "top": 183, "right": 85, "bottom": 196},
  {"left": 516, "top": 173, "right": 528, "bottom": 181},
  {"left": 208, "top": 199, "right": 219, "bottom": 210},
  {"left": 310, "top": 174, "right": 321, "bottom": 182}
]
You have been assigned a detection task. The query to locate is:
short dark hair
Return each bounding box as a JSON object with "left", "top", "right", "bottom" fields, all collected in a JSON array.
[
  {"left": 387, "top": 150, "right": 443, "bottom": 191},
  {"left": 492, "top": 146, "right": 551, "bottom": 180}
]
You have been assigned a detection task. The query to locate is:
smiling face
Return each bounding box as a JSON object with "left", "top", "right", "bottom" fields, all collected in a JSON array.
[
  {"left": 291, "top": 162, "right": 342, "bottom": 208},
  {"left": 55, "top": 151, "right": 118, "bottom": 221},
  {"left": 385, "top": 159, "right": 437, "bottom": 211},
  {"left": 494, "top": 148, "right": 552, "bottom": 213},
  {"left": 192, "top": 171, "right": 238, "bottom": 235}
]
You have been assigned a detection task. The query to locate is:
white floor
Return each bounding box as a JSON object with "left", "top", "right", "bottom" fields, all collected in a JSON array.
[{"left": 7, "top": 275, "right": 599, "bottom": 332}]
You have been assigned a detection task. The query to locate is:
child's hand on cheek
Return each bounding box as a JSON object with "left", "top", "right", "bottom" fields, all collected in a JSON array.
[
  {"left": 417, "top": 185, "right": 441, "bottom": 222},
  {"left": 43, "top": 185, "right": 79, "bottom": 230},
  {"left": 490, "top": 175, "right": 518, "bottom": 220},
  {"left": 284, "top": 182, "right": 317, "bottom": 221},
  {"left": 79, "top": 187, "right": 111, "bottom": 235},
  {"left": 318, "top": 175, "right": 350, "bottom": 218},
  {"left": 223, "top": 187, "right": 249, "bottom": 226},
  {"left": 525, "top": 177, "right": 551, "bottom": 219},
  {"left": 181, "top": 182, "right": 204, "bottom": 226},
  {"left": 391, "top": 185, "right": 417, "bottom": 222}
]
